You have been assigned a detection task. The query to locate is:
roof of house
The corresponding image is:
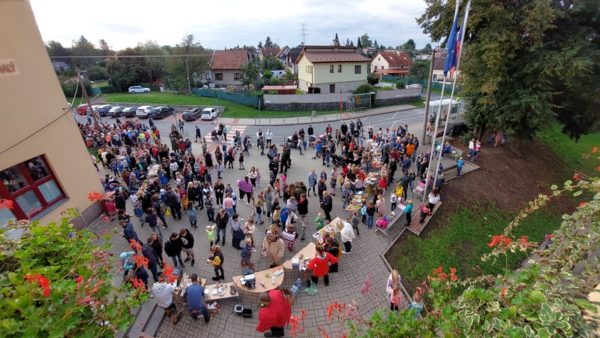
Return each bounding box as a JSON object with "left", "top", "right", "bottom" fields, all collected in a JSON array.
[
  {"left": 276, "top": 46, "right": 290, "bottom": 58},
  {"left": 261, "top": 47, "right": 280, "bottom": 58},
  {"left": 374, "top": 51, "right": 413, "bottom": 67},
  {"left": 295, "top": 46, "right": 370, "bottom": 64},
  {"left": 288, "top": 46, "right": 303, "bottom": 62},
  {"left": 211, "top": 50, "right": 249, "bottom": 70}
]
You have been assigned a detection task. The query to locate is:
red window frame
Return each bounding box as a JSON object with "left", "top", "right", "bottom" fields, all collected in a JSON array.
[{"left": 0, "top": 155, "right": 66, "bottom": 220}]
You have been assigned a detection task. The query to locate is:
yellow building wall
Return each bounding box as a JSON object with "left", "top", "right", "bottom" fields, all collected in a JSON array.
[
  {"left": 313, "top": 62, "right": 369, "bottom": 84},
  {"left": 297, "top": 56, "right": 314, "bottom": 86},
  {"left": 0, "top": 0, "right": 104, "bottom": 225}
]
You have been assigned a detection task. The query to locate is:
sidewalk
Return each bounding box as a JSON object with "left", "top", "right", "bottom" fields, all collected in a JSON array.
[{"left": 219, "top": 104, "right": 417, "bottom": 126}]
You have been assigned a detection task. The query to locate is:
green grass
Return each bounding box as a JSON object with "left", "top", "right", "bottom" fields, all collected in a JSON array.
[
  {"left": 538, "top": 123, "right": 600, "bottom": 176},
  {"left": 407, "top": 97, "right": 425, "bottom": 108},
  {"left": 91, "top": 80, "right": 108, "bottom": 88},
  {"left": 390, "top": 206, "right": 561, "bottom": 292}
]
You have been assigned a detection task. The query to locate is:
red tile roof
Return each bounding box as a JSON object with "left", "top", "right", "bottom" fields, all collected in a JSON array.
[
  {"left": 296, "top": 46, "right": 370, "bottom": 64},
  {"left": 374, "top": 51, "right": 413, "bottom": 68},
  {"left": 212, "top": 50, "right": 249, "bottom": 70},
  {"left": 261, "top": 47, "right": 281, "bottom": 57}
]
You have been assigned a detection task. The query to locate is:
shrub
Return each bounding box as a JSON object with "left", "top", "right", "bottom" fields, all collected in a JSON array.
[
  {"left": 353, "top": 83, "right": 376, "bottom": 94},
  {"left": 367, "top": 73, "right": 379, "bottom": 85},
  {"left": 395, "top": 80, "right": 406, "bottom": 89}
]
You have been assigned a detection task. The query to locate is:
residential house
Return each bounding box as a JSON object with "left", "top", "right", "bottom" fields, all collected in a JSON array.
[
  {"left": 0, "top": 0, "right": 104, "bottom": 227},
  {"left": 51, "top": 61, "right": 70, "bottom": 72},
  {"left": 276, "top": 45, "right": 290, "bottom": 65},
  {"left": 258, "top": 47, "right": 281, "bottom": 60},
  {"left": 370, "top": 50, "right": 413, "bottom": 78},
  {"left": 285, "top": 46, "right": 303, "bottom": 74},
  {"left": 295, "top": 45, "right": 370, "bottom": 93},
  {"left": 210, "top": 49, "right": 251, "bottom": 87},
  {"left": 432, "top": 49, "right": 458, "bottom": 81}
]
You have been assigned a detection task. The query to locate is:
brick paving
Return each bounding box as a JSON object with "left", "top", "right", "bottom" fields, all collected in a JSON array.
[{"left": 94, "top": 138, "right": 413, "bottom": 338}]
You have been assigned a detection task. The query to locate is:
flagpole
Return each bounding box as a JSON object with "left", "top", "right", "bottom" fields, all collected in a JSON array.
[
  {"left": 433, "top": 0, "right": 471, "bottom": 186},
  {"left": 421, "top": 0, "right": 461, "bottom": 204}
]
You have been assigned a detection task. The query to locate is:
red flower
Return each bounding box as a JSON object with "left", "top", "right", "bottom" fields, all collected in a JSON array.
[
  {"left": 129, "top": 277, "right": 146, "bottom": 290},
  {"left": 579, "top": 202, "right": 587, "bottom": 208},
  {"left": 75, "top": 276, "right": 84, "bottom": 288},
  {"left": 129, "top": 239, "right": 142, "bottom": 252},
  {"left": 133, "top": 254, "right": 149, "bottom": 268},
  {"left": 87, "top": 191, "right": 104, "bottom": 202},
  {"left": 25, "top": 273, "right": 51, "bottom": 298},
  {"left": 488, "top": 235, "right": 513, "bottom": 249},
  {"left": 326, "top": 301, "right": 346, "bottom": 322},
  {"left": 518, "top": 236, "right": 529, "bottom": 245},
  {"left": 162, "top": 263, "right": 177, "bottom": 283},
  {"left": 449, "top": 267, "right": 458, "bottom": 282},
  {"left": 0, "top": 199, "right": 14, "bottom": 209},
  {"left": 500, "top": 287, "right": 507, "bottom": 298}
]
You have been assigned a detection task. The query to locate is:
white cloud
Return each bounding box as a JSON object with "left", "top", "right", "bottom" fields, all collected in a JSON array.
[{"left": 29, "top": 0, "right": 431, "bottom": 50}]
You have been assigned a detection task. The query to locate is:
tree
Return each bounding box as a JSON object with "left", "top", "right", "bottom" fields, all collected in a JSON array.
[
  {"left": 395, "top": 80, "right": 406, "bottom": 89},
  {"left": 421, "top": 43, "right": 433, "bottom": 54},
  {"left": 0, "top": 210, "right": 145, "bottom": 337},
  {"left": 401, "top": 39, "right": 416, "bottom": 51},
  {"left": 359, "top": 34, "right": 373, "bottom": 48},
  {"left": 166, "top": 34, "right": 210, "bottom": 94},
  {"left": 263, "top": 69, "right": 273, "bottom": 85},
  {"left": 87, "top": 65, "right": 109, "bottom": 81},
  {"left": 45, "top": 40, "right": 71, "bottom": 63},
  {"left": 106, "top": 46, "right": 154, "bottom": 92},
  {"left": 357, "top": 37, "right": 362, "bottom": 48},
  {"left": 257, "top": 41, "right": 263, "bottom": 49},
  {"left": 367, "top": 73, "right": 379, "bottom": 85},
  {"left": 410, "top": 60, "right": 430, "bottom": 82},
  {"left": 241, "top": 60, "right": 260, "bottom": 90},
  {"left": 418, "top": 0, "right": 600, "bottom": 142},
  {"left": 71, "top": 35, "right": 100, "bottom": 67},
  {"left": 373, "top": 40, "right": 379, "bottom": 49},
  {"left": 345, "top": 38, "right": 351, "bottom": 46},
  {"left": 261, "top": 55, "right": 283, "bottom": 71},
  {"left": 264, "top": 36, "right": 274, "bottom": 48},
  {"left": 98, "top": 39, "right": 112, "bottom": 56}
]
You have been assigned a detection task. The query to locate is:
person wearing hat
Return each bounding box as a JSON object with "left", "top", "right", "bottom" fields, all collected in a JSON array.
[
  {"left": 404, "top": 199, "right": 414, "bottom": 226},
  {"left": 256, "top": 289, "right": 292, "bottom": 337}
]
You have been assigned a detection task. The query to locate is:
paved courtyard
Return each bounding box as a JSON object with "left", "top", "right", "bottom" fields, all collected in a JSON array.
[{"left": 96, "top": 124, "right": 423, "bottom": 337}]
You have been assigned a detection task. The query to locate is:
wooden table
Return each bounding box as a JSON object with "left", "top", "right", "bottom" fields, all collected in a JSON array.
[
  {"left": 204, "top": 282, "right": 239, "bottom": 301},
  {"left": 232, "top": 267, "right": 284, "bottom": 294},
  {"left": 312, "top": 217, "right": 344, "bottom": 243},
  {"left": 282, "top": 242, "right": 316, "bottom": 270}
]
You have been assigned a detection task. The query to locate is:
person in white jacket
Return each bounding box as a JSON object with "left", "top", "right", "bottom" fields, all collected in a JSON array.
[
  {"left": 152, "top": 276, "right": 182, "bottom": 324},
  {"left": 340, "top": 220, "right": 356, "bottom": 253}
]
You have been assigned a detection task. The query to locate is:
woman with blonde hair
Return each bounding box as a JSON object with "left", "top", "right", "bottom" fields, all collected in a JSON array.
[
  {"left": 261, "top": 224, "right": 284, "bottom": 268},
  {"left": 386, "top": 270, "right": 402, "bottom": 311}
]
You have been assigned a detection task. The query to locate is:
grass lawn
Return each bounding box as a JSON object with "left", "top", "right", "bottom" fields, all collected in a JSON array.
[
  {"left": 91, "top": 80, "right": 108, "bottom": 88},
  {"left": 407, "top": 97, "right": 425, "bottom": 108},
  {"left": 538, "top": 123, "right": 600, "bottom": 176},
  {"left": 390, "top": 206, "right": 562, "bottom": 291}
]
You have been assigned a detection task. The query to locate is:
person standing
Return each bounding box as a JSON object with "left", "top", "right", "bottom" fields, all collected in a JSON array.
[
  {"left": 262, "top": 225, "right": 285, "bottom": 268},
  {"left": 456, "top": 156, "right": 464, "bottom": 178},
  {"left": 297, "top": 193, "right": 309, "bottom": 240},
  {"left": 186, "top": 273, "right": 210, "bottom": 323},
  {"left": 306, "top": 244, "right": 338, "bottom": 287},
  {"left": 320, "top": 191, "right": 333, "bottom": 222},
  {"left": 207, "top": 246, "right": 225, "bottom": 281},
  {"left": 265, "top": 129, "right": 273, "bottom": 147},
  {"left": 386, "top": 270, "right": 402, "bottom": 311},
  {"left": 307, "top": 169, "right": 317, "bottom": 197},
  {"left": 195, "top": 126, "right": 202, "bottom": 142},
  {"left": 142, "top": 238, "right": 161, "bottom": 282},
  {"left": 165, "top": 186, "right": 182, "bottom": 220},
  {"left": 214, "top": 179, "right": 225, "bottom": 206},
  {"left": 180, "top": 228, "right": 195, "bottom": 266},
  {"left": 149, "top": 232, "right": 164, "bottom": 267},
  {"left": 152, "top": 275, "right": 182, "bottom": 324},
  {"left": 256, "top": 289, "right": 292, "bottom": 338},
  {"left": 164, "top": 232, "right": 185, "bottom": 269},
  {"left": 215, "top": 208, "right": 229, "bottom": 246},
  {"left": 340, "top": 220, "right": 356, "bottom": 253},
  {"left": 230, "top": 213, "right": 245, "bottom": 250},
  {"left": 404, "top": 199, "right": 414, "bottom": 226}
]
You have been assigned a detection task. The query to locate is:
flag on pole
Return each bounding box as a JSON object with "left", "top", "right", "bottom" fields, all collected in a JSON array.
[{"left": 443, "top": 0, "right": 461, "bottom": 77}]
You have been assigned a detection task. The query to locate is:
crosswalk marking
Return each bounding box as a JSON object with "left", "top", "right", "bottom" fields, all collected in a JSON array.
[{"left": 205, "top": 125, "right": 247, "bottom": 152}]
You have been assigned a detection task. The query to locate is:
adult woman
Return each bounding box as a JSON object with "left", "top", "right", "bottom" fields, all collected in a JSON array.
[
  {"left": 340, "top": 220, "right": 356, "bottom": 253},
  {"left": 248, "top": 166, "right": 258, "bottom": 187},
  {"left": 386, "top": 270, "right": 402, "bottom": 311},
  {"left": 149, "top": 232, "right": 164, "bottom": 267},
  {"left": 376, "top": 194, "right": 386, "bottom": 217},
  {"left": 306, "top": 244, "right": 338, "bottom": 287},
  {"left": 320, "top": 191, "right": 333, "bottom": 222},
  {"left": 297, "top": 193, "right": 309, "bottom": 240},
  {"left": 230, "top": 213, "right": 245, "bottom": 250},
  {"left": 237, "top": 176, "right": 254, "bottom": 204},
  {"left": 261, "top": 225, "right": 285, "bottom": 268},
  {"left": 254, "top": 192, "right": 265, "bottom": 225},
  {"left": 164, "top": 232, "right": 185, "bottom": 269},
  {"left": 265, "top": 186, "right": 274, "bottom": 218},
  {"left": 427, "top": 188, "right": 440, "bottom": 210},
  {"left": 366, "top": 202, "right": 376, "bottom": 229}
]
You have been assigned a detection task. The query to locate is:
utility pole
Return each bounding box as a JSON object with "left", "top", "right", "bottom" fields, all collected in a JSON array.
[
  {"left": 79, "top": 70, "right": 99, "bottom": 130},
  {"left": 185, "top": 57, "right": 191, "bottom": 95},
  {"left": 421, "top": 49, "right": 435, "bottom": 145}
]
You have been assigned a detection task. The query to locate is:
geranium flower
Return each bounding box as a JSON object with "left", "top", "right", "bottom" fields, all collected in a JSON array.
[
  {"left": 87, "top": 191, "right": 104, "bottom": 202},
  {"left": 488, "top": 234, "right": 513, "bottom": 248}
]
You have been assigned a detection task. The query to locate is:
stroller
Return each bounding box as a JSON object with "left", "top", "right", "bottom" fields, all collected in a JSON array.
[{"left": 211, "top": 129, "right": 219, "bottom": 142}]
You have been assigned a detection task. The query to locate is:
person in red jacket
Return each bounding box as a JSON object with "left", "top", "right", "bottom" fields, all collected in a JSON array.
[
  {"left": 256, "top": 289, "right": 292, "bottom": 337},
  {"left": 307, "top": 244, "right": 338, "bottom": 286}
]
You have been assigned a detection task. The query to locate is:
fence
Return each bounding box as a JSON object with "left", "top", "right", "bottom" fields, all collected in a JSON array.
[{"left": 192, "top": 88, "right": 259, "bottom": 108}]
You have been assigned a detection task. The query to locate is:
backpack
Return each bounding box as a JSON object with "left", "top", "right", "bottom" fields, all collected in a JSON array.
[{"left": 280, "top": 207, "right": 290, "bottom": 225}]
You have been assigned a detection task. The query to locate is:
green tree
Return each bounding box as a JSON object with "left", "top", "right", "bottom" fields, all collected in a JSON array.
[
  {"left": 106, "top": 46, "right": 154, "bottom": 92},
  {"left": 261, "top": 55, "right": 283, "bottom": 71},
  {"left": 264, "top": 36, "right": 274, "bottom": 48},
  {"left": 0, "top": 211, "right": 144, "bottom": 337},
  {"left": 71, "top": 35, "right": 100, "bottom": 67},
  {"left": 401, "top": 39, "right": 416, "bottom": 51},
  {"left": 166, "top": 34, "right": 210, "bottom": 93},
  {"left": 367, "top": 73, "right": 379, "bottom": 85},
  {"left": 263, "top": 69, "right": 273, "bottom": 85},
  {"left": 357, "top": 37, "right": 362, "bottom": 48},
  {"left": 359, "top": 34, "right": 373, "bottom": 48},
  {"left": 421, "top": 43, "right": 432, "bottom": 54},
  {"left": 418, "top": 0, "right": 600, "bottom": 143},
  {"left": 395, "top": 80, "right": 406, "bottom": 89},
  {"left": 373, "top": 40, "right": 379, "bottom": 49},
  {"left": 98, "top": 39, "right": 112, "bottom": 56},
  {"left": 87, "top": 65, "right": 109, "bottom": 81},
  {"left": 410, "top": 60, "right": 430, "bottom": 82},
  {"left": 45, "top": 40, "right": 71, "bottom": 64},
  {"left": 241, "top": 60, "right": 260, "bottom": 90}
]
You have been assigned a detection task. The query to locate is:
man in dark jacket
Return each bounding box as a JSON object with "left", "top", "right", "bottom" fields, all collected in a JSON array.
[
  {"left": 142, "top": 239, "right": 160, "bottom": 282},
  {"left": 164, "top": 232, "right": 185, "bottom": 269},
  {"left": 215, "top": 208, "right": 229, "bottom": 246},
  {"left": 164, "top": 187, "right": 182, "bottom": 220},
  {"left": 180, "top": 228, "right": 195, "bottom": 266}
]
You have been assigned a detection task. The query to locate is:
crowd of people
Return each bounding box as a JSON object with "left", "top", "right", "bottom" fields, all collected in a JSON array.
[{"left": 79, "top": 114, "right": 447, "bottom": 336}]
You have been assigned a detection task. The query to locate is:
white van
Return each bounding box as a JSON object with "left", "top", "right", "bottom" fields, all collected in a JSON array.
[{"left": 136, "top": 105, "right": 153, "bottom": 119}]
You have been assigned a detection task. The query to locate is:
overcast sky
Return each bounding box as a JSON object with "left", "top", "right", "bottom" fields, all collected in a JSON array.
[{"left": 29, "top": 0, "right": 432, "bottom": 51}]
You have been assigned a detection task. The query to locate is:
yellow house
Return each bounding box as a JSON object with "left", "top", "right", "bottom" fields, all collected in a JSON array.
[
  {"left": 295, "top": 46, "right": 370, "bottom": 93},
  {"left": 0, "top": 0, "right": 104, "bottom": 227}
]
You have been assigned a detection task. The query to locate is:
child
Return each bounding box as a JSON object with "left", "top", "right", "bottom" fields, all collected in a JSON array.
[
  {"left": 281, "top": 172, "right": 287, "bottom": 190},
  {"left": 206, "top": 225, "right": 216, "bottom": 247},
  {"left": 205, "top": 192, "right": 215, "bottom": 222},
  {"left": 389, "top": 286, "right": 402, "bottom": 311},
  {"left": 207, "top": 246, "right": 225, "bottom": 281},
  {"left": 350, "top": 212, "right": 360, "bottom": 236},
  {"left": 404, "top": 200, "right": 414, "bottom": 226},
  {"left": 274, "top": 178, "right": 281, "bottom": 198},
  {"left": 272, "top": 206, "right": 281, "bottom": 226},
  {"left": 240, "top": 237, "right": 255, "bottom": 270},
  {"left": 390, "top": 192, "right": 398, "bottom": 212},
  {"left": 216, "top": 162, "right": 224, "bottom": 179},
  {"left": 243, "top": 219, "right": 256, "bottom": 247},
  {"left": 238, "top": 152, "right": 245, "bottom": 170},
  {"left": 314, "top": 212, "right": 325, "bottom": 231},
  {"left": 281, "top": 223, "right": 298, "bottom": 251},
  {"left": 187, "top": 206, "right": 198, "bottom": 229}
]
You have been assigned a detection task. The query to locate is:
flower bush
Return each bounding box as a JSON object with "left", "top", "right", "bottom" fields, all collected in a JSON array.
[{"left": 0, "top": 211, "right": 144, "bottom": 337}]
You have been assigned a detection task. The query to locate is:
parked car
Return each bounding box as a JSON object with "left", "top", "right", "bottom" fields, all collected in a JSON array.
[
  {"left": 136, "top": 105, "right": 153, "bottom": 119},
  {"left": 96, "top": 105, "right": 112, "bottom": 117},
  {"left": 128, "top": 85, "right": 150, "bottom": 94},
  {"left": 200, "top": 107, "right": 219, "bottom": 121},
  {"left": 148, "top": 106, "right": 175, "bottom": 119},
  {"left": 109, "top": 106, "right": 124, "bottom": 118},
  {"left": 122, "top": 106, "right": 137, "bottom": 118},
  {"left": 182, "top": 107, "right": 201, "bottom": 121},
  {"left": 76, "top": 103, "right": 91, "bottom": 115}
]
